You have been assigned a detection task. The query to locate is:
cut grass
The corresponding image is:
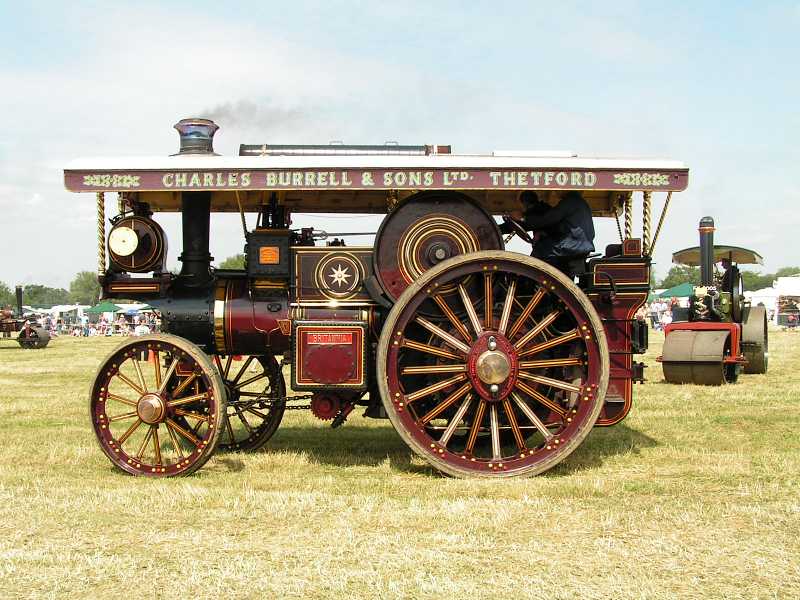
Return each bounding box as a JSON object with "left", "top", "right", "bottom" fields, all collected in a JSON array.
[{"left": 0, "top": 331, "right": 798, "bottom": 598}]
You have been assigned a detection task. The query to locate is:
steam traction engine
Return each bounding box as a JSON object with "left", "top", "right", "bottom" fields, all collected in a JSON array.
[
  {"left": 0, "top": 285, "right": 50, "bottom": 349},
  {"left": 64, "top": 118, "right": 689, "bottom": 478}
]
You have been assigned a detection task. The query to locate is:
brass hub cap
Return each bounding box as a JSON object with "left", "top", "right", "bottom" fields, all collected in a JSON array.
[
  {"left": 137, "top": 393, "right": 166, "bottom": 424},
  {"left": 475, "top": 350, "right": 511, "bottom": 385}
]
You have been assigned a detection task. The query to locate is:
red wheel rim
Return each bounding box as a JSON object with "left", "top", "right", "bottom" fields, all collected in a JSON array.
[
  {"left": 380, "top": 252, "right": 607, "bottom": 477},
  {"left": 90, "top": 337, "right": 223, "bottom": 477}
]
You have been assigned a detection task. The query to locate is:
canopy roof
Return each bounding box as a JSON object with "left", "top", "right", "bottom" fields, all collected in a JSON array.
[
  {"left": 85, "top": 301, "right": 121, "bottom": 314},
  {"left": 658, "top": 282, "right": 695, "bottom": 298},
  {"left": 63, "top": 153, "right": 689, "bottom": 215},
  {"left": 672, "top": 245, "right": 763, "bottom": 266}
]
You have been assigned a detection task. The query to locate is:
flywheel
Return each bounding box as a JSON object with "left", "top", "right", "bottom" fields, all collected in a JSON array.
[{"left": 373, "top": 191, "right": 502, "bottom": 302}]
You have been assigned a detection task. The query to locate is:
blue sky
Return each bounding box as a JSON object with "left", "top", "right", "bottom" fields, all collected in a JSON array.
[{"left": 0, "top": 1, "right": 798, "bottom": 287}]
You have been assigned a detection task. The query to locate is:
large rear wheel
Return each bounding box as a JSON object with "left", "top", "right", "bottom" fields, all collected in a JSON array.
[{"left": 378, "top": 250, "right": 609, "bottom": 478}]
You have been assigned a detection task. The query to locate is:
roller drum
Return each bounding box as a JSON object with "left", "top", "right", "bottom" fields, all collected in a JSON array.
[{"left": 662, "top": 329, "right": 738, "bottom": 385}]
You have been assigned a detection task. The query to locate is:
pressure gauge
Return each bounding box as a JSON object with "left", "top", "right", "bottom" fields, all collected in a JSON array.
[{"left": 108, "top": 226, "right": 139, "bottom": 257}]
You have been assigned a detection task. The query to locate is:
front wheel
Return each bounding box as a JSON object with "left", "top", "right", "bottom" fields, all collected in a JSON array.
[
  {"left": 377, "top": 250, "right": 609, "bottom": 478},
  {"left": 89, "top": 334, "right": 225, "bottom": 477}
]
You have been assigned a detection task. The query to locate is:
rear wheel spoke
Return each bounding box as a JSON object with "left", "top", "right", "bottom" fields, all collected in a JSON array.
[
  {"left": 406, "top": 374, "right": 468, "bottom": 403},
  {"left": 515, "top": 381, "right": 567, "bottom": 417},
  {"left": 510, "top": 391, "right": 555, "bottom": 442},
  {"left": 402, "top": 339, "right": 462, "bottom": 361},
  {"left": 514, "top": 310, "right": 562, "bottom": 350},
  {"left": 415, "top": 317, "right": 470, "bottom": 354},
  {"left": 498, "top": 277, "right": 517, "bottom": 335},
  {"left": 420, "top": 383, "right": 471, "bottom": 424},
  {"left": 489, "top": 405, "right": 501, "bottom": 460},
  {"left": 458, "top": 283, "right": 483, "bottom": 337},
  {"left": 502, "top": 397, "right": 527, "bottom": 451},
  {"left": 519, "top": 328, "right": 582, "bottom": 357},
  {"left": 484, "top": 272, "right": 493, "bottom": 329},
  {"left": 465, "top": 400, "right": 487, "bottom": 455},
  {"left": 507, "top": 288, "right": 545, "bottom": 340},
  {"left": 438, "top": 394, "right": 473, "bottom": 446},
  {"left": 433, "top": 294, "right": 472, "bottom": 343}
]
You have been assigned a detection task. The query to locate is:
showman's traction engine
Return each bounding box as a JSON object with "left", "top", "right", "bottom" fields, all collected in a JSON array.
[{"left": 64, "top": 118, "right": 690, "bottom": 478}]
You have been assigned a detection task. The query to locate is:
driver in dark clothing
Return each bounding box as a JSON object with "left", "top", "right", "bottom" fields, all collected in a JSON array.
[{"left": 500, "top": 190, "right": 595, "bottom": 272}]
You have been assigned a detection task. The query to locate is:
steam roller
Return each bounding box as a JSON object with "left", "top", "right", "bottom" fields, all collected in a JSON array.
[{"left": 660, "top": 217, "right": 768, "bottom": 385}]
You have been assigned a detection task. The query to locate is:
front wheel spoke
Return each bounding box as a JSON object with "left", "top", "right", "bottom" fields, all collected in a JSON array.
[
  {"left": 234, "top": 372, "right": 267, "bottom": 390},
  {"left": 420, "top": 383, "right": 471, "bottom": 424},
  {"left": 519, "top": 357, "right": 583, "bottom": 369},
  {"left": 231, "top": 357, "right": 255, "bottom": 386},
  {"left": 224, "top": 414, "right": 236, "bottom": 443},
  {"left": 131, "top": 357, "right": 148, "bottom": 393},
  {"left": 515, "top": 381, "right": 567, "bottom": 417},
  {"left": 152, "top": 426, "right": 162, "bottom": 465},
  {"left": 157, "top": 358, "right": 179, "bottom": 395},
  {"left": 415, "top": 317, "right": 470, "bottom": 355},
  {"left": 433, "top": 295, "right": 471, "bottom": 343},
  {"left": 514, "top": 310, "right": 562, "bottom": 350},
  {"left": 234, "top": 407, "right": 254, "bottom": 433},
  {"left": 401, "top": 364, "right": 466, "bottom": 376},
  {"left": 498, "top": 278, "right": 517, "bottom": 335},
  {"left": 171, "top": 373, "right": 198, "bottom": 398},
  {"left": 405, "top": 374, "right": 468, "bottom": 403},
  {"left": 173, "top": 408, "right": 209, "bottom": 423},
  {"left": 245, "top": 407, "right": 269, "bottom": 420},
  {"left": 116, "top": 372, "right": 144, "bottom": 396},
  {"left": 166, "top": 422, "right": 185, "bottom": 459},
  {"left": 167, "top": 392, "right": 209, "bottom": 408},
  {"left": 106, "top": 393, "right": 137, "bottom": 407},
  {"left": 510, "top": 392, "right": 555, "bottom": 442},
  {"left": 135, "top": 426, "right": 154, "bottom": 460},
  {"left": 502, "top": 397, "right": 527, "bottom": 451},
  {"left": 166, "top": 418, "right": 202, "bottom": 447},
  {"left": 108, "top": 410, "right": 138, "bottom": 422},
  {"left": 489, "top": 405, "right": 501, "bottom": 460},
  {"left": 507, "top": 288, "right": 545, "bottom": 340},
  {"left": 152, "top": 351, "right": 162, "bottom": 389},
  {"left": 223, "top": 356, "right": 233, "bottom": 379},
  {"left": 458, "top": 283, "right": 483, "bottom": 337},
  {"left": 518, "top": 372, "right": 581, "bottom": 394},
  {"left": 402, "top": 339, "right": 461, "bottom": 361},
  {"left": 465, "top": 400, "right": 487, "bottom": 455},
  {"left": 519, "top": 329, "right": 581, "bottom": 357},
  {"left": 438, "top": 394, "right": 473, "bottom": 446},
  {"left": 117, "top": 418, "right": 143, "bottom": 444}
]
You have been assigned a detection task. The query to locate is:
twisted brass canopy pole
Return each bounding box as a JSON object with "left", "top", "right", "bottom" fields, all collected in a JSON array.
[
  {"left": 624, "top": 194, "right": 633, "bottom": 239},
  {"left": 97, "top": 192, "right": 106, "bottom": 276},
  {"left": 642, "top": 191, "right": 652, "bottom": 254}
]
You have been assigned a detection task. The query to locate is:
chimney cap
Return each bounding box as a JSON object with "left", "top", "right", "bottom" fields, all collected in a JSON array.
[{"left": 173, "top": 118, "right": 219, "bottom": 155}]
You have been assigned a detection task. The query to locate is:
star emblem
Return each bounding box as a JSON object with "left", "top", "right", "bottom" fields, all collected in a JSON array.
[{"left": 329, "top": 264, "right": 352, "bottom": 288}]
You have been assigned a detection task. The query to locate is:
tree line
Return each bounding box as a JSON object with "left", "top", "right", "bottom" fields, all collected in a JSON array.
[
  {"left": 659, "top": 265, "right": 800, "bottom": 291},
  {"left": 0, "top": 272, "right": 101, "bottom": 308}
]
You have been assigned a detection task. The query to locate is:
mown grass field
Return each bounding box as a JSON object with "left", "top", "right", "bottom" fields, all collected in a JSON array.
[{"left": 0, "top": 331, "right": 798, "bottom": 599}]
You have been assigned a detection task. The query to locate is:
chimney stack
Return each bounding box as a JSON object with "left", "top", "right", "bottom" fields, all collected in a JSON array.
[{"left": 173, "top": 118, "right": 219, "bottom": 155}]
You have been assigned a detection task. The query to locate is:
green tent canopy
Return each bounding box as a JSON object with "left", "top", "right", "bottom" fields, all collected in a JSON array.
[
  {"left": 658, "top": 282, "right": 694, "bottom": 298},
  {"left": 85, "top": 301, "right": 121, "bottom": 314}
]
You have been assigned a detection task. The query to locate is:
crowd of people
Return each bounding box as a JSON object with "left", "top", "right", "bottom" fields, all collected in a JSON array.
[
  {"left": 635, "top": 297, "right": 682, "bottom": 331},
  {"left": 36, "top": 312, "right": 160, "bottom": 338}
]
